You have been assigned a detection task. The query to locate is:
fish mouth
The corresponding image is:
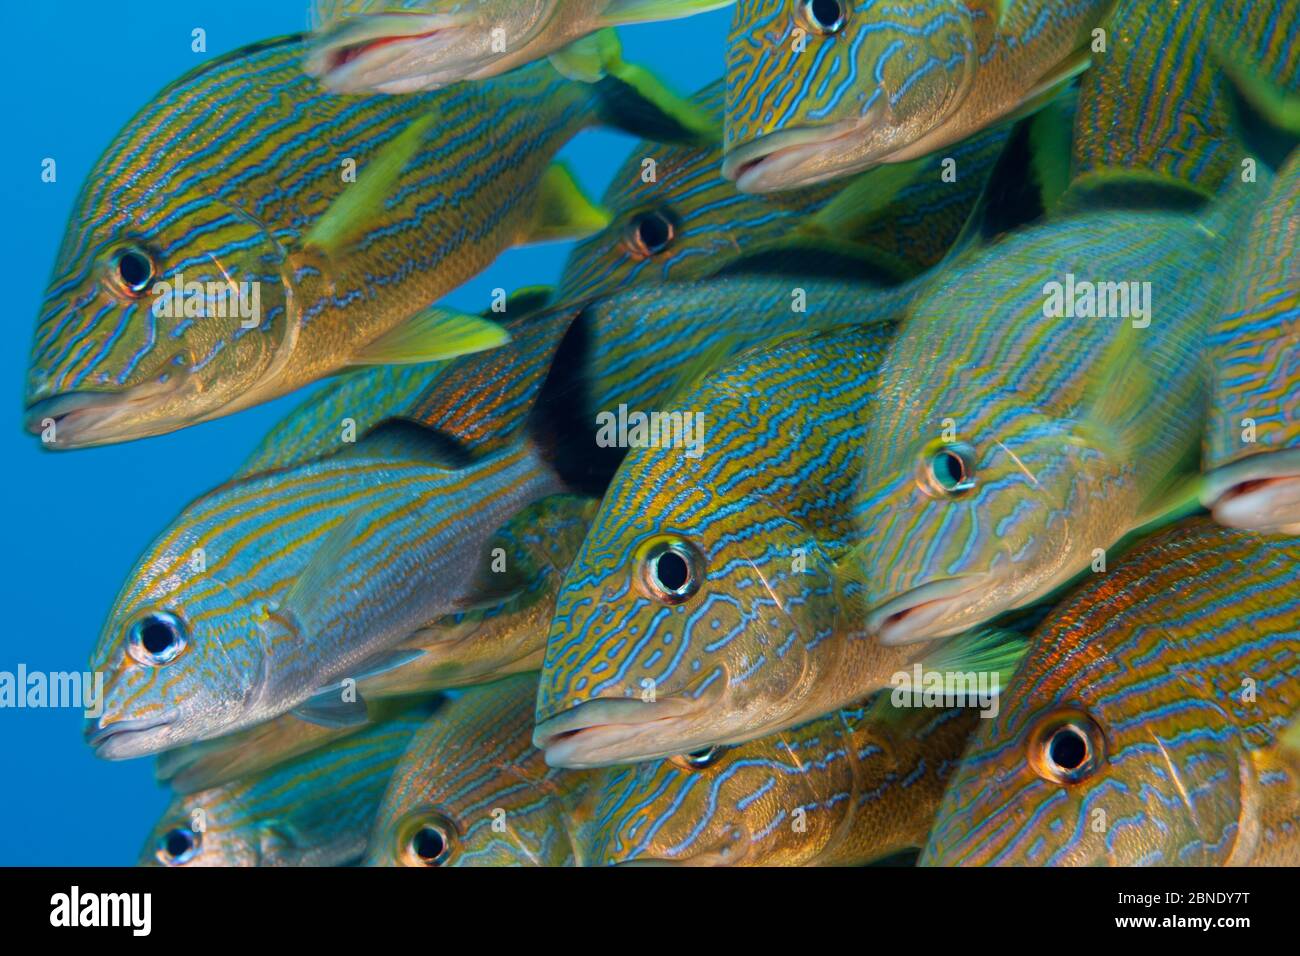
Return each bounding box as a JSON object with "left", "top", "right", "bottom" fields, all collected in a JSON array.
[
  {"left": 868, "top": 576, "right": 991, "bottom": 646},
  {"left": 1203, "top": 451, "right": 1300, "bottom": 535},
  {"left": 533, "top": 695, "right": 704, "bottom": 769},
  {"left": 85, "top": 714, "right": 175, "bottom": 760},
  {"left": 23, "top": 377, "right": 186, "bottom": 449},
  {"left": 722, "top": 118, "right": 866, "bottom": 193},
  {"left": 306, "top": 14, "right": 464, "bottom": 93}
]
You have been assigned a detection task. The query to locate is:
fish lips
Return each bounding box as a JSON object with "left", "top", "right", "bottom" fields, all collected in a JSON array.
[
  {"left": 23, "top": 378, "right": 187, "bottom": 449},
  {"left": 306, "top": 14, "right": 468, "bottom": 93},
  {"left": 722, "top": 118, "right": 868, "bottom": 193},
  {"left": 868, "top": 575, "right": 993, "bottom": 646},
  {"left": 85, "top": 713, "right": 176, "bottom": 760},
  {"left": 533, "top": 695, "right": 703, "bottom": 769},
  {"left": 1201, "top": 450, "right": 1300, "bottom": 535}
]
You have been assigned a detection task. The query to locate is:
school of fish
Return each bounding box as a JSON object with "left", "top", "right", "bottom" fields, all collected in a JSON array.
[{"left": 28, "top": 0, "right": 1300, "bottom": 866}]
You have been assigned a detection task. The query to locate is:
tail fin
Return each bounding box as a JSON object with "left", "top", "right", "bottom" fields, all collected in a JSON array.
[{"left": 567, "top": 29, "right": 718, "bottom": 144}]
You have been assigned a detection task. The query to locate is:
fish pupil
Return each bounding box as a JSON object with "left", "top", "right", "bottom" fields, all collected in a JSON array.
[
  {"left": 1049, "top": 728, "right": 1088, "bottom": 771},
  {"left": 141, "top": 618, "right": 176, "bottom": 655},
  {"left": 803, "top": 0, "right": 845, "bottom": 32},
  {"left": 117, "top": 249, "right": 153, "bottom": 292},
  {"left": 654, "top": 551, "right": 691, "bottom": 592},
  {"left": 158, "top": 826, "right": 198, "bottom": 865},
  {"left": 638, "top": 213, "right": 673, "bottom": 254},
  {"left": 935, "top": 450, "right": 965, "bottom": 489},
  {"left": 412, "top": 826, "right": 445, "bottom": 862}
]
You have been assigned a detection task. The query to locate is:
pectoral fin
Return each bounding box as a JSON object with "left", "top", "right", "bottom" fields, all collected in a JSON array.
[
  {"left": 303, "top": 114, "right": 435, "bottom": 258},
  {"left": 524, "top": 163, "right": 611, "bottom": 244},
  {"left": 348, "top": 308, "right": 510, "bottom": 366},
  {"left": 292, "top": 693, "right": 371, "bottom": 729}
]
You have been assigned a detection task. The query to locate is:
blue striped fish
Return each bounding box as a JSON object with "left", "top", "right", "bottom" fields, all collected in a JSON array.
[
  {"left": 308, "top": 1, "right": 734, "bottom": 93},
  {"left": 367, "top": 674, "right": 601, "bottom": 866},
  {"left": 721, "top": 0, "right": 1113, "bottom": 191},
  {"left": 922, "top": 518, "right": 1300, "bottom": 867},
  {"left": 141, "top": 704, "right": 432, "bottom": 866},
  {"left": 1203, "top": 150, "right": 1300, "bottom": 534},
  {"left": 584, "top": 701, "right": 979, "bottom": 865},
  {"left": 85, "top": 424, "right": 567, "bottom": 758},
  {"left": 24, "top": 34, "right": 711, "bottom": 448},
  {"left": 534, "top": 320, "right": 964, "bottom": 767},
  {"left": 855, "top": 183, "right": 1260, "bottom": 650}
]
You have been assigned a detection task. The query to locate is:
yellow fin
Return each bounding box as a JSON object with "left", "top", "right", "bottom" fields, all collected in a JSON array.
[
  {"left": 599, "top": 0, "right": 736, "bottom": 27},
  {"left": 802, "top": 157, "right": 930, "bottom": 242},
  {"left": 348, "top": 308, "right": 510, "bottom": 367},
  {"left": 1006, "top": 46, "right": 1091, "bottom": 126},
  {"left": 304, "top": 115, "right": 435, "bottom": 258},
  {"left": 524, "top": 163, "right": 611, "bottom": 245}
]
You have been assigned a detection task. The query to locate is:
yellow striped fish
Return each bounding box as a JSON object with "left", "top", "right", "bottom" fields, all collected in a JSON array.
[
  {"left": 84, "top": 424, "right": 575, "bottom": 758},
  {"left": 367, "top": 674, "right": 601, "bottom": 866},
  {"left": 584, "top": 701, "right": 980, "bottom": 866},
  {"left": 721, "top": 0, "right": 1113, "bottom": 191},
  {"left": 922, "top": 518, "right": 1300, "bottom": 867},
  {"left": 1203, "top": 150, "right": 1300, "bottom": 534},
  {"left": 24, "top": 34, "right": 712, "bottom": 449},
  {"left": 534, "top": 320, "right": 968, "bottom": 767},
  {"left": 308, "top": 1, "right": 734, "bottom": 93},
  {"left": 855, "top": 183, "right": 1260, "bottom": 650},
  {"left": 141, "top": 703, "right": 433, "bottom": 866}
]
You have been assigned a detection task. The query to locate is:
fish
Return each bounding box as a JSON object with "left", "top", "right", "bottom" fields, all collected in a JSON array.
[
  {"left": 24, "top": 33, "right": 713, "bottom": 449},
  {"left": 366, "top": 674, "right": 600, "bottom": 866},
  {"left": 141, "top": 703, "right": 433, "bottom": 866},
  {"left": 721, "top": 0, "right": 1114, "bottom": 192},
  {"left": 152, "top": 493, "right": 598, "bottom": 793},
  {"left": 558, "top": 80, "right": 1019, "bottom": 302},
  {"left": 1203, "top": 150, "right": 1300, "bottom": 534},
  {"left": 308, "top": 0, "right": 734, "bottom": 93},
  {"left": 85, "top": 423, "right": 571, "bottom": 758},
  {"left": 922, "top": 517, "right": 1300, "bottom": 867},
  {"left": 854, "top": 182, "right": 1260, "bottom": 650},
  {"left": 532, "top": 320, "right": 1031, "bottom": 767},
  {"left": 583, "top": 700, "right": 981, "bottom": 866}
]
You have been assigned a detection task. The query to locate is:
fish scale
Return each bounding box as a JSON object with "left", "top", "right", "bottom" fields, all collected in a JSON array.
[
  {"left": 140, "top": 705, "right": 431, "bottom": 866},
  {"left": 1071, "top": 0, "right": 1237, "bottom": 198},
  {"left": 534, "top": 320, "right": 948, "bottom": 768},
  {"left": 855, "top": 185, "right": 1255, "bottom": 648},
  {"left": 584, "top": 701, "right": 980, "bottom": 865},
  {"left": 922, "top": 517, "right": 1300, "bottom": 867}
]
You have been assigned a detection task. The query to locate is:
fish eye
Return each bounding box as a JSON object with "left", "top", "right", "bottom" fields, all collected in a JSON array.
[
  {"left": 671, "top": 746, "right": 724, "bottom": 771},
  {"left": 155, "top": 826, "right": 201, "bottom": 866},
  {"left": 1027, "top": 710, "right": 1106, "bottom": 785},
  {"left": 624, "top": 209, "right": 676, "bottom": 258},
  {"left": 638, "top": 537, "right": 704, "bottom": 605},
  {"left": 398, "top": 812, "right": 457, "bottom": 866},
  {"left": 797, "top": 0, "right": 848, "bottom": 35},
  {"left": 108, "top": 246, "right": 157, "bottom": 297},
  {"left": 917, "top": 441, "right": 978, "bottom": 498},
  {"left": 126, "top": 610, "right": 188, "bottom": 667}
]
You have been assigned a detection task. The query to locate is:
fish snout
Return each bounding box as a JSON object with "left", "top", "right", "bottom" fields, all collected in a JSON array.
[{"left": 533, "top": 695, "right": 703, "bottom": 769}]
